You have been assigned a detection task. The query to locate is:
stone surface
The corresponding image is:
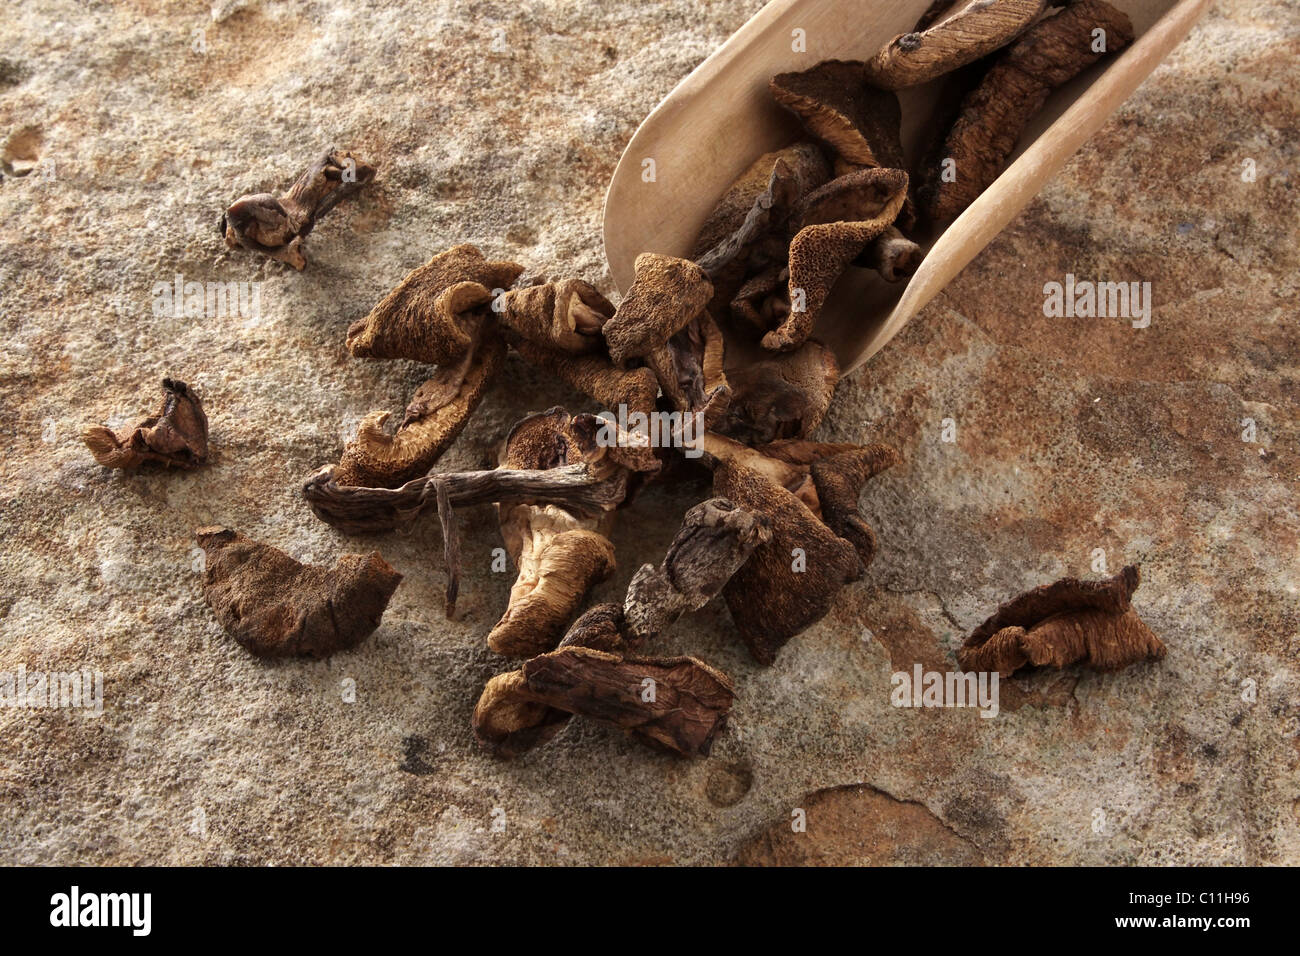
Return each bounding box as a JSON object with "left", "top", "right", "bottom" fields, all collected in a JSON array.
[{"left": 0, "top": 0, "right": 1296, "bottom": 865}]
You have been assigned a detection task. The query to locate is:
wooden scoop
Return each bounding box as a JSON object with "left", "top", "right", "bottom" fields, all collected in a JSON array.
[{"left": 602, "top": 0, "right": 1210, "bottom": 374}]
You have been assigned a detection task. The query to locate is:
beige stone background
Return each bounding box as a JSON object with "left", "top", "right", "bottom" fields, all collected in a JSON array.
[{"left": 0, "top": 0, "right": 1296, "bottom": 865}]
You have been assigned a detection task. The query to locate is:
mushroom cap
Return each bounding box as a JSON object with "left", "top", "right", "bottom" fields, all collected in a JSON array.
[
  {"left": 603, "top": 254, "right": 714, "bottom": 368},
  {"left": 83, "top": 378, "right": 209, "bottom": 471},
  {"left": 863, "top": 0, "right": 1047, "bottom": 90},
  {"left": 770, "top": 59, "right": 905, "bottom": 169},
  {"left": 691, "top": 142, "right": 830, "bottom": 264},
  {"left": 196, "top": 527, "right": 402, "bottom": 658},
  {"left": 509, "top": 340, "right": 662, "bottom": 473},
  {"left": 333, "top": 324, "right": 506, "bottom": 488},
  {"left": 957, "top": 566, "right": 1166, "bottom": 676},
  {"left": 521, "top": 646, "right": 736, "bottom": 757},
  {"left": 770, "top": 167, "right": 909, "bottom": 352},
  {"left": 346, "top": 243, "right": 524, "bottom": 365},
  {"left": 497, "top": 278, "right": 614, "bottom": 354},
  {"left": 721, "top": 337, "right": 839, "bottom": 443},
  {"left": 472, "top": 670, "right": 573, "bottom": 758},
  {"left": 809, "top": 444, "right": 901, "bottom": 569},
  {"left": 713, "top": 459, "right": 862, "bottom": 665}
]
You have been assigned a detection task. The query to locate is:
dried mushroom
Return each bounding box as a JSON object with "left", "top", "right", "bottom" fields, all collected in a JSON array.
[
  {"left": 622, "top": 496, "right": 771, "bottom": 647},
  {"left": 474, "top": 499, "right": 762, "bottom": 758},
  {"left": 196, "top": 527, "right": 401, "bottom": 658},
  {"left": 496, "top": 278, "right": 613, "bottom": 353},
  {"left": 83, "top": 378, "right": 208, "bottom": 471},
  {"left": 720, "top": 337, "right": 839, "bottom": 444},
  {"left": 713, "top": 458, "right": 863, "bottom": 665},
  {"left": 220, "top": 149, "right": 375, "bottom": 270},
  {"left": 475, "top": 645, "right": 735, "bottom": 758},
  {"left": 919, "top": 0, "right": 1134, "bottom": 221},
  {"left": 958, "top": 565, "right": 1166, "bottom": 676},
  {"left": 768, "top": 166, "right": 909, "bottom": 352},
  {"left": 864, "top": 0, "right": 1046, "bottom": 90},
  {"left": 602, "top": 253, "right": 713, "bottom": 375},
  {"left": 346, "top": 243, "right": 524, "bottom": 365},
  {"left": 659, "top": 311, "right": 731, "bottom": 427},
  {"left": 770, "top": 60, "right": 905, "bottom": 173},
  {"left": 809, "top": 444, "right": 901, "bottom": 567},
  {"left": 510, "top": 339, "right": 662, "bottom": 472},
  {"left": 334, "top": 323, "right": 506, "bottom": 488},
  {"left": 691, "top": 141, "right": 832, "bottom": 278},
  {"left": 692, "top": 142, "right": 829, "bottom": 281},
  {"left": 488, "top": 409, "right": 621, "bottom": 657}
]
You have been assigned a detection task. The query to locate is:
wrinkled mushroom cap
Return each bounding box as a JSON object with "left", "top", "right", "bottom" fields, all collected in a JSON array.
[
  {"left": 333, "top": 324, "right": 506, "bottom": 488},
  {"left": 721, "top": 337, "right": 839, "bottom": 444},
  {"left": 83, "top": 378, "right": 210, "bottom": 471},
  {"left": 957, "top": 566, "right": 1167, "bottom": 676},
  {"left": 196, "top": 526, "right": 402, "bottom": 658},
  {"left": 769, "top": 167, "right": 909, "bottom": 352},
  {"left": 497, "top": 278, "right": 614, "bottom": 354},
  {"left": 602, "top": 253, "right": 714, "bottom": 368},
  {"left": 713, "top": 459, "right": 862, "bottom": 665},
  {"left": 346, "top": 243, "right": 524, "bottom": 365},
  {"left": 770, "top": 60, "right": 905, "bottom": 169}
]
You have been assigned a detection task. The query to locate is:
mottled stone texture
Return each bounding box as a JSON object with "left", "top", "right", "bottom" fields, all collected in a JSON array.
[{"left": 0, "top": 0, "right": 1296, "bottom": 865}]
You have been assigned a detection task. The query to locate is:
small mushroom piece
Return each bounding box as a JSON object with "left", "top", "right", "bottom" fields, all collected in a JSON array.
[
  {"left": 333, "top": 321, "right": 506, "bottom": 488},
  {"left": 83, "top": 378, "right": 209, "bottom": 470},
  {"left": 691, "top": 142, "right": 830, "bottom": 281},
  {"left": 714, "top": 459, "right": 863, "bottom": 665},
  {"left": 196, "top": 527, "right": 402, "bottom": 658},
  {"left": 346, "top": 244, "right": 524, "bottom": 366},
  {"left": 623, "top": 497, "right": 772, "bottom": 648},
  {"left": 602, "top": 253, "right": 713, "bottom": 370},
  {"left": 864, "top": 0, "right": 1047, "bottom": 91},
  {"left": 523, "top": 647, "right": 735, "bottom": 756},
  {"left": 720, "top": 337, "right": 839, "bottom": 444},
  {"left": 510, "top": 339, "right": 662, "bottom": 473},
  {"left": 495, "top": 278, "right": 614, "bottom": 353},
  {"left": 809, "top": 444, "right": 901, "bottom": 569},
  {"left": 768, "top": 167, "right": 909, "bottom": 352},
  {"left": 856, "top": 225, "right": 924, "bottom": 282},
  {"left": 770, "top": 60, "right": 906, "bottom": 173},
  {"left": 558, "top": 602, "right": 630, "bottom": 654},
  {"left": 220, "top": 149, "right": 376, "bottom": 270},
  {"left": 920, "top": 0, "right": 1134, "bottom": 221},
  {"left": 472, "top": 669, "right": 575, "bottom": 759},
  {"left": 488, "top": 409, "right": 621, "bottom": 657},
  {"left": 473, "top": 644, "right": 736, "bottom": 759},
  {"left": 659, "top": 312, "right": 732, "bottom": 429},
  {"left": 957, "top": 565, "right": 1166, "bottom": 676}
]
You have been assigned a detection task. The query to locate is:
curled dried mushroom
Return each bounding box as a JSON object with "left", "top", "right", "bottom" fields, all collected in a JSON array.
[
  {"left": 334, "top": 322, "right": 506, "bottom": 488},
  {"left": 864, "top": 0, "right": 1047, "bottom": 91},
  {"left": 712, "top": 445, "right": 898, "bottom": 666},
  {"left": 346, "top": 243, "right": 524, "bottom": 366},
  {"left": 770, "top": 59, "right": 905, "bottom": 172},
  {"left": 83, "top": 378, "right": 209, "bottom": 471},
  {"left": 220, "top": 149, "right": 375, "bottom": 270},
  {"left": 957, "top": 565, "right": 1167, "bottom": 676},
  {"left": 196, "top": 527, "right": 401, "bottom": 658},
  {"left": 918, "top": 0, "right": 1134, "bottom": 222}
]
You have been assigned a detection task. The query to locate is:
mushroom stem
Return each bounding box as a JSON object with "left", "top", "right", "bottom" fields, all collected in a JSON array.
[{"left": 302, "top": 462, "right": 628, "bottom": 535}]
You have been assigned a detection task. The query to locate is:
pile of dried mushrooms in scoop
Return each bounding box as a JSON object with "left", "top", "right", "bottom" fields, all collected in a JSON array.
[{"left": 84, "top": 0, "right": 1165, "bottom": 760}]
